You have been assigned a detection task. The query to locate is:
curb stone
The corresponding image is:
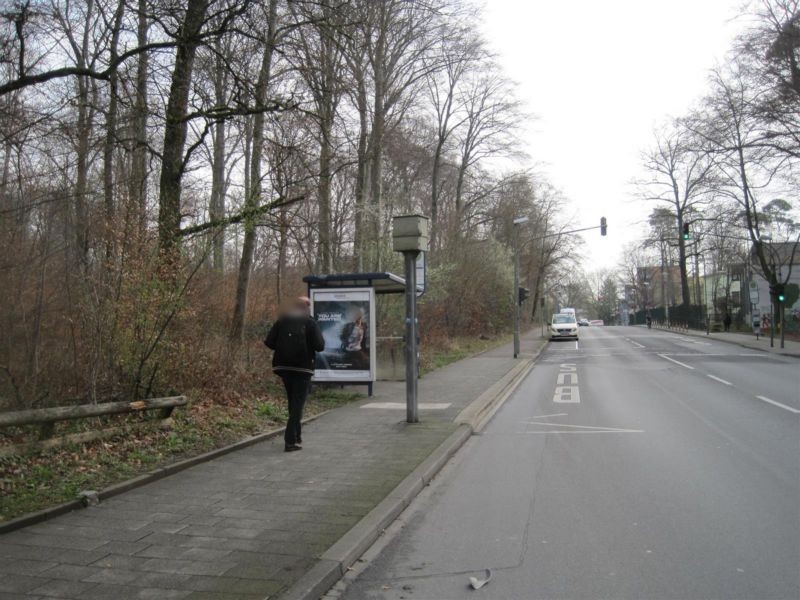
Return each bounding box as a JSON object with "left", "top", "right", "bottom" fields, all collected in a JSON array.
[
  {"left": 278, "top": 337, "right": 546, "bottom": 600},
  {"left": 0, "top": 410, "right": 331, "bottom": 534}
]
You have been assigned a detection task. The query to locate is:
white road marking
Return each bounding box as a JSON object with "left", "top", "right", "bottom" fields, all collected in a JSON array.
[
  {"left": 665, "top": 353, "right": 727, "bottom": 357},
  {"left": 755, "top": 396, "right": 800, "bottom": 414},
  {"left": 524, "top": 431, "right": 644, "bottom": 434},
  {"left": 575, "top": 340, "right": 579, "bottom": 350},
  {"left": 629, "top": 339, "right": 645, "bottom": 349},
  {"left": 525, "top": 426, "right": 643, "bottom": 434},
  {"left": 706, "top": 374, "right": 732, "bottom": 386},
  {"left": 658, "top": 354, "right": 695, "bottom": 370},
  {"left": 553, "top": 363, "right": 580, "bottom": 403},
  {"left": 556, "top": 372, "right": 578, "bottom": 385},
  {"left": 553, "top": 386, "right": 580, "bottom": 403},
  {"left": 361, "top": 402, "right": 451, "bottom": 410},
  {"left": 525, "top": 421, "right": 643, "bottom": 432},
  {"left": 668, "top": 335, "right": 711, "bottom": 346},
  {"left": 530, "top": 413, "right": 569, "bottom": 419}
]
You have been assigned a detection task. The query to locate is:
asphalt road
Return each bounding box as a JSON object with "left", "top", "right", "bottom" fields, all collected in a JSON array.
[{"left": 337, "top": 326, "right": 800, "bottom": 600}]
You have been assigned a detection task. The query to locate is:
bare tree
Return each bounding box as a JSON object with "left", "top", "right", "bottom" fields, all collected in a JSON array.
[
  {"left": 230, "top": 0, "right": 280, "bottom": 345},
  {"left": 288, "top": 0, "right": 346, "bottom": 273},
  {"left": 639, "top": 123, "right": 715, "bottom": 306},
  {"left": 454, "top": 67, "right": 523, "bottom": 228},
  {"left": 425, "top": 20, "right": 483, "bottom": 248}
]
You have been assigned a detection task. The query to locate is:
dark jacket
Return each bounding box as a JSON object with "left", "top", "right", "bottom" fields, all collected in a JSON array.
[{"left": 265, "top": 314, "right": 325, "bottom": 376}]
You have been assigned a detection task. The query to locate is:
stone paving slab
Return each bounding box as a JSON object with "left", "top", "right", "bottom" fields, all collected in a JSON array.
[{"left": 0, "top": 332, "right": 543, "bottom": 599}]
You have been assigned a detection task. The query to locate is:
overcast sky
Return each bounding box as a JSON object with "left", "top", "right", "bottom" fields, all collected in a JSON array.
[{"left": 481, "top": 0, "right": 744, "bottom": 272}]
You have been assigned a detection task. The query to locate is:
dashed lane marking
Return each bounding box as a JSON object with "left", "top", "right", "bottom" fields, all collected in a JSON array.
[
  {"left": 706, "top": 374, "right": 732, "bottom": 386},
  {"left": 755, "top": 396, "right": 800, "bottom": 414},
  {"left": 658, "top": 354, "right": 695, "bottom": 370}
]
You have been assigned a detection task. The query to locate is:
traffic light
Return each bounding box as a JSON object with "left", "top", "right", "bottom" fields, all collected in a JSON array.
[
  {"left": 682, "top": 222, "right": 690, "bottom": 240},
  {"left": 769, "top": 283, "right": 785, "bottom": 303},
  {"left": 518, "top": 286, "right": 530, "bottom": 305},
  {"left": 600, "top": 217, "right": 607, "bottom": 236}
]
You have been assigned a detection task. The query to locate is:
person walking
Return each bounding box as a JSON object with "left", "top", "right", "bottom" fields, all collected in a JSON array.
[
  {"left": 723, "top": 312, "right": 732, "bottom": 332},
  {"left": 265, "top": 297, "right": 325, "bottom": 452}
]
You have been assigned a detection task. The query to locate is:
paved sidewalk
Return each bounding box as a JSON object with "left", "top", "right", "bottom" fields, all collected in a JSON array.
[
  {"left": 644, "top": 324, "right": 800, "bottom": 357},
  {"left": 0, "top": 332, "right": 544, "bottom": 600}
]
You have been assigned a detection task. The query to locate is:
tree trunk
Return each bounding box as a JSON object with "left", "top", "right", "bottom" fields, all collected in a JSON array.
[
  {"left": 209, "top": 117, "right": 226, "bottom": 271},
  {"left": 430, "top": 137, "right": 444, "bottom": 250},
  {"left": 353, "top": 76, "right": 369, "bottom": 271},
  {"left": 74, "top": 75, "right": 91, "bottom": 265},
  {"left": 1, "top": 137, "right": 12, "bottom": 216},
  {"left": 318, "top": 115, "right": 333, "bottom": 272},
  {"left": 130, "top": 0, "right": 149, "bottom": 237},
  {"left": 157, "top": 0, "right": 210, "bottom": 255},
  {"left": 230, "top": 0, "right": 279, "bottom": 345},
  {"left": 209, "top": 50, "right": 228, "bottom": 272},
  {"left": 277, "top": 204, "right": 288, "bottom": 305},
  {"left": 102, "top": 0, "right": 125, "bottom": 260},
  {"left": 454, "top": 154, "right": 469, "bottom": 235},
  {"left": 368, "top": 21, "right": 386, "bottom": 271}
]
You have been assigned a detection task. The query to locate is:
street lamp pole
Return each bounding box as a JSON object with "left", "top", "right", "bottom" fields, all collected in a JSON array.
[{"left": 514, "top": 246, "right": 520, "bottom": 358}]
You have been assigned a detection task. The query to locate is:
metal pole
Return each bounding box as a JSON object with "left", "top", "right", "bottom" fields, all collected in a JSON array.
[
  {"left": 539, "top": 235, "right": 546, "bottom": 339},
  {"left": 513, "top": 243, "right": 520, "bottom": 358},
  {"left": 541, "top": 297, "right": 545, "bottom": 338},
  {"left": 770, "top": 300, "right": 774, "bottom": 348},
  {"left": 404, "top": 250, "right": 419, "bottom": 423},
  {"left": 780, "top": 302, "right": 785, "bottom": 349}
]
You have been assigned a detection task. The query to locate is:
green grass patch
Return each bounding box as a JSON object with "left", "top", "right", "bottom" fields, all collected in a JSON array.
[{"left": 420, "top": 334, "right": 512, "bottom": 374}]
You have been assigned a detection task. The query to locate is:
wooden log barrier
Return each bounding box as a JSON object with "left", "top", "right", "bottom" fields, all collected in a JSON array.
[{"left": 0, "top": 396, "right": 187, "bottom": 428}]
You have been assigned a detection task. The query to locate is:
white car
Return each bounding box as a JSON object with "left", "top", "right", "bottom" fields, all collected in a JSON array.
[{"left": 551, "top": 313, "right": 579, "bottom": 340}]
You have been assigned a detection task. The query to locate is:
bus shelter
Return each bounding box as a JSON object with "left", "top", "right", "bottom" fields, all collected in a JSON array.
[{"left": 303, "top": 272, "right": 417, "bottom": 396}]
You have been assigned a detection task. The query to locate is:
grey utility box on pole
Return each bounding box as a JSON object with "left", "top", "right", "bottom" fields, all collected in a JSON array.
[{"left": 392, "top": 214, "right": 430, "bottom": 423}]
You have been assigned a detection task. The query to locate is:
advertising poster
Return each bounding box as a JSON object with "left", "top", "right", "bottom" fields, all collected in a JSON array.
[{"left": 311, "top": 288, "right": 376, "bottom": 382}]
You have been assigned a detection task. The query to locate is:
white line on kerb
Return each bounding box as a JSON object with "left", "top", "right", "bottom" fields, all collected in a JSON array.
[
  {"left": 658, "top": 354, "right": 695, "bottom": 370},
  {"left": 706, "top": 374, "right": 732, "bottom": 386},
  {"left": 755, "top": 396, "right": 800, "bottom": 414}
]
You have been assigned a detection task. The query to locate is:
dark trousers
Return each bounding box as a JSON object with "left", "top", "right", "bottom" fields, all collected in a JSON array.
[{"left": 280, "top": 373, "right": 310, "bottom": 446}]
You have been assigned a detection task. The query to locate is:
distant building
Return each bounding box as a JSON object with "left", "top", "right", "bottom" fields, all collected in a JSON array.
[{"left": 635, "top": 265, "right": 682, "bottom": 310}]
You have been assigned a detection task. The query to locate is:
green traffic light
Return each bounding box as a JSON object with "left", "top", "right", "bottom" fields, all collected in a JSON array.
[{"left": 778, "top": 294, "right": 785, "bottom": 302}]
